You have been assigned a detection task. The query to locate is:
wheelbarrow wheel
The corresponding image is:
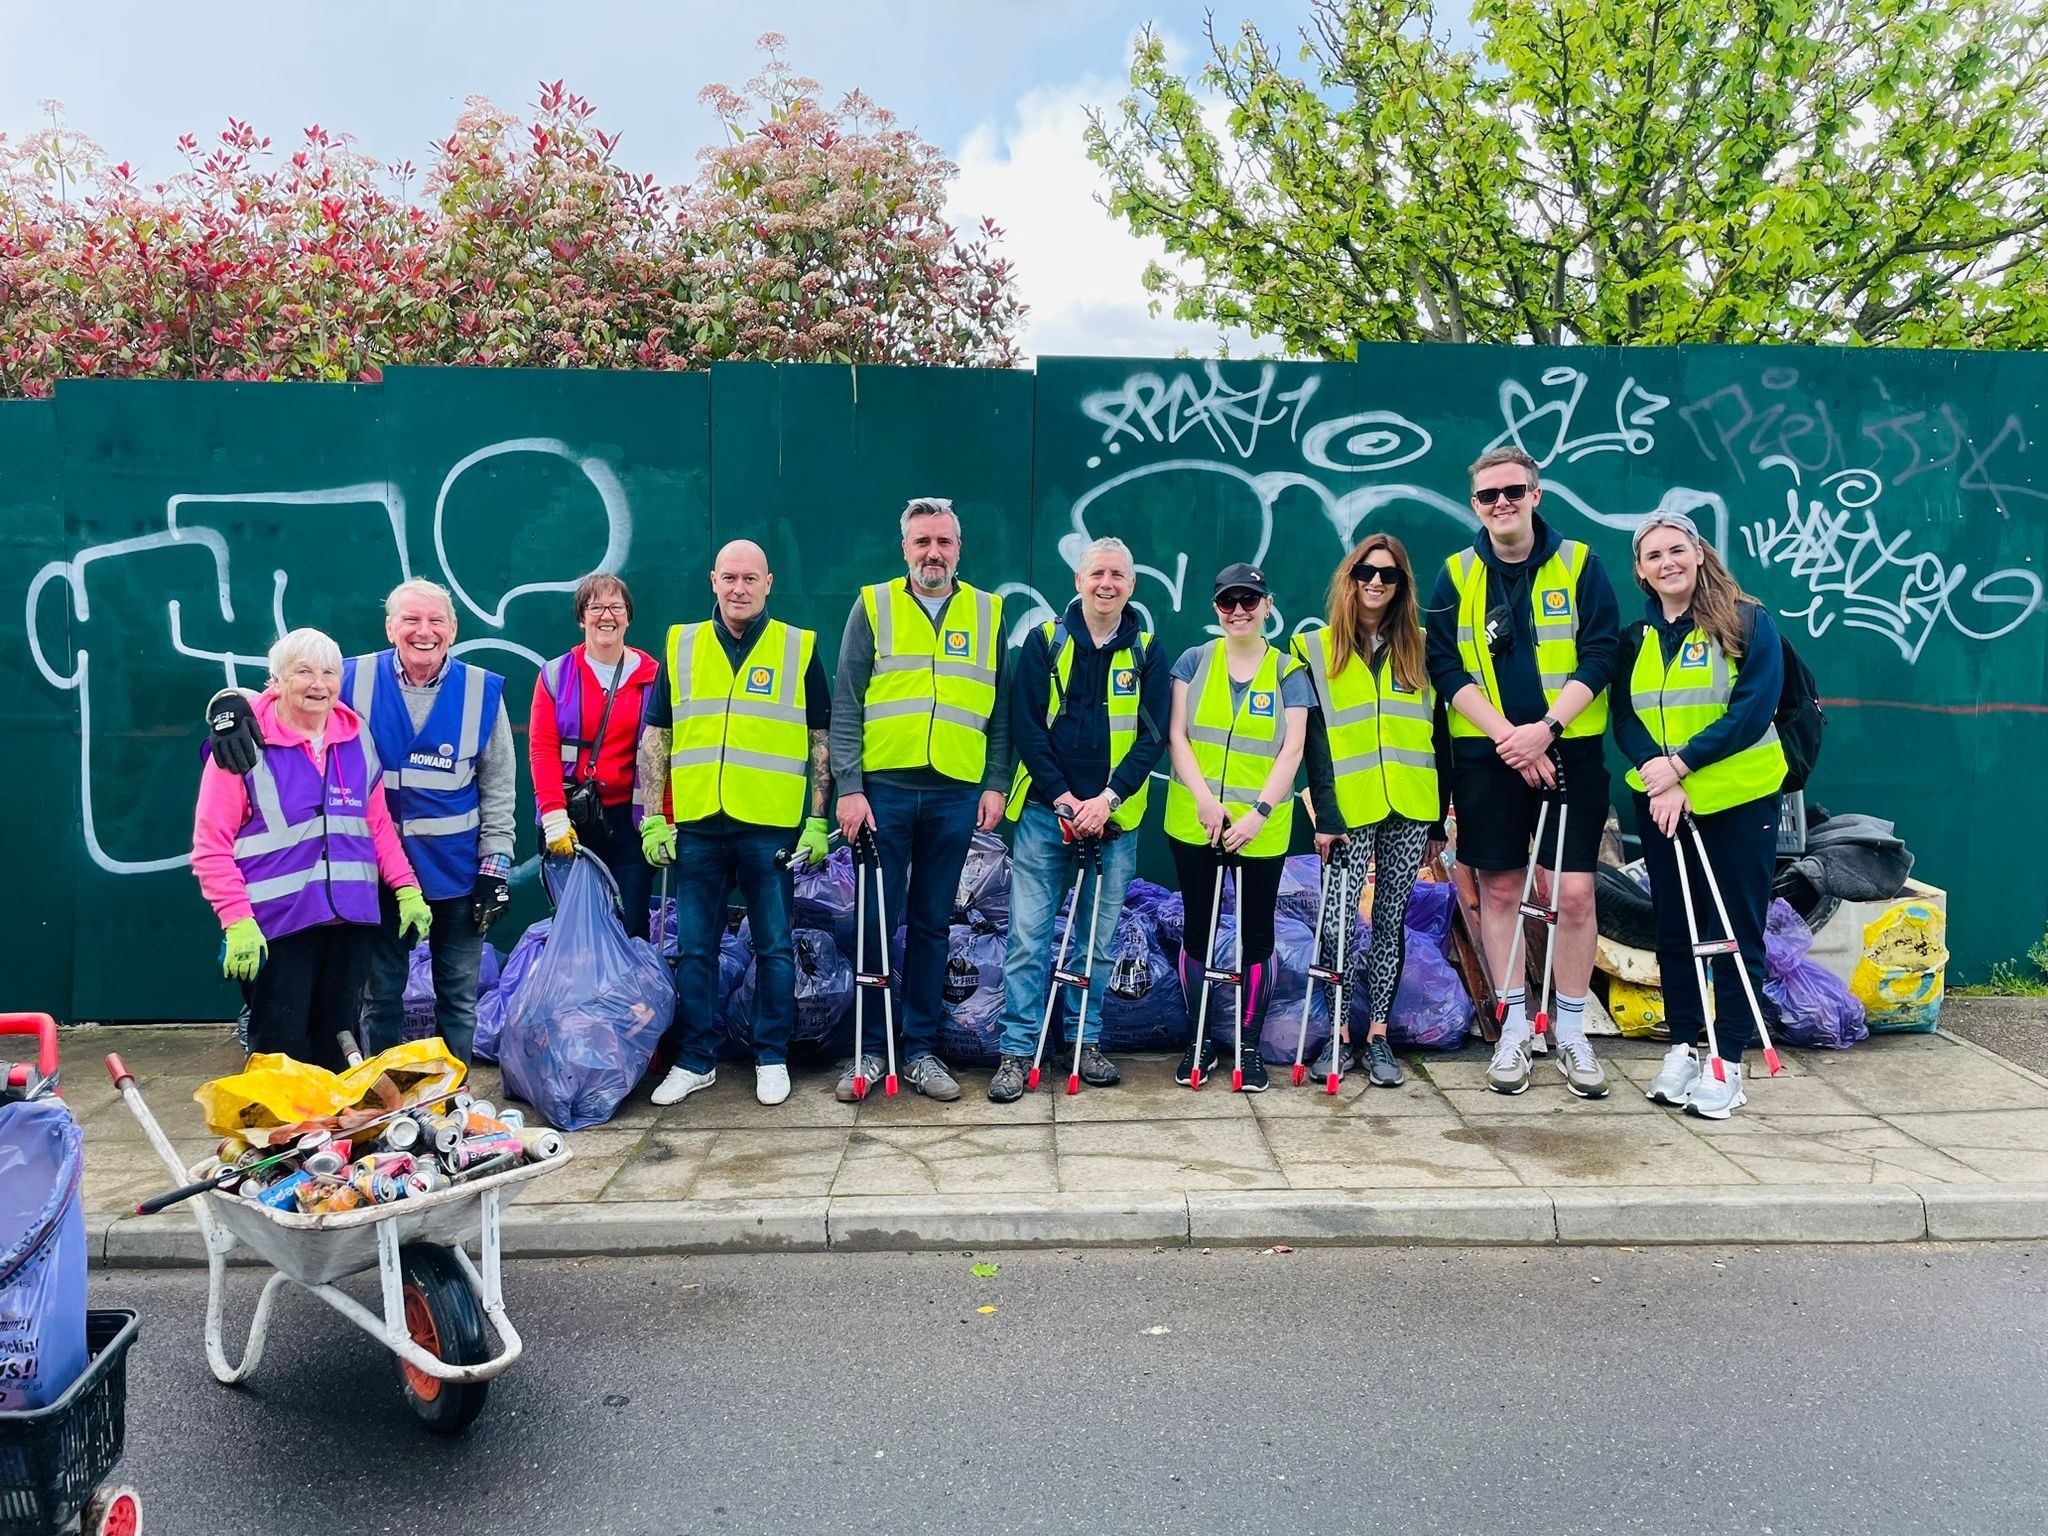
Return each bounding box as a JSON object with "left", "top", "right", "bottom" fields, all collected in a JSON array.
[
  {"left": 86, "top": 1485, "right": 142, "bottom": 1535},
  {"left": 396, "top": 1243, "right": 489, "bottom": 1434}
]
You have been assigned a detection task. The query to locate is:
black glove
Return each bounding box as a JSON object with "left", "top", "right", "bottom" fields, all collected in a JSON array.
[
  {"left": 471, "top": 874, "right": 511, "bottom": 935},
  {"left": 206, "top": 689, "right": 261, "bottom": 774}
]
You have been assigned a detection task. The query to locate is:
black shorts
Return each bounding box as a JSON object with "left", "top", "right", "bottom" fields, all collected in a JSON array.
[{"left": 1451, "top": 740, "right": 1610, "bottom": 873}]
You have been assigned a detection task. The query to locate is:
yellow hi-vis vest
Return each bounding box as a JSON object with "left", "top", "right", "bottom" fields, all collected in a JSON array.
[
  {"left": 1624, "top": 625, "right": 1787, "bottom": 816},
  {"left": 667, "top": 617, "right": 814, "bottom": 827},
  {"left": 1164, "top": 640, "right": 1300, "bottom": 858},
  {"left": 860, "top": 579, "right": 1002, "bottom": 783},
  {"left": 1291, "top": 627, "right": 1437, "bottom": 827},
  {"left": 1007, "top": 620, "right": 1152, "bottom": 832},
  {"left": 1446, "top": 540, "right": 1609, "bottom": 738}
]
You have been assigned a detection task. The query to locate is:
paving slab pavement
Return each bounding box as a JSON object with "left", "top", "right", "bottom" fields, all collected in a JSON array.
[{"left": 40, "top": 1018, "right": 2048, "bottom": 1261}]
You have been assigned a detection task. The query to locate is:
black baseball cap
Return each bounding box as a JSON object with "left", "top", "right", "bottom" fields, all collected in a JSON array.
[{"left": 1212, "top": 562, "right": 1269, "bottom": 599}]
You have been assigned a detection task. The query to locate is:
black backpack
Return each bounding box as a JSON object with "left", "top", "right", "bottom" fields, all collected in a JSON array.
[{"left": 1623, "top": 615, "right": 1825, "bottom": 792}]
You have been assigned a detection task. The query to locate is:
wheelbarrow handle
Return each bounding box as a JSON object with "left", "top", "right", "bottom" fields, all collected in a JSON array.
[
  {"left": 136, "top": 1172, "right": 234, "bottom": 1216},
  {"left": 0, "top": 1012, "right": 59, "bottom": 1083}
]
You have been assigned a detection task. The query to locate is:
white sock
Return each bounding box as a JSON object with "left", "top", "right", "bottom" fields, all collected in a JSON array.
[
  {"left": 1499, "top": 988, "right": 1528, "bottom": 1038},
  {"left": 1552, "top": 992, "right": 1589, "bottom": 1045}
]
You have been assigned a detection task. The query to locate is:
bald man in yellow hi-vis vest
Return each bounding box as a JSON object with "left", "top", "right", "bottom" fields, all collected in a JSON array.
[{"left": 830, "top": 497, "right": 1013, "bottom": 1105}]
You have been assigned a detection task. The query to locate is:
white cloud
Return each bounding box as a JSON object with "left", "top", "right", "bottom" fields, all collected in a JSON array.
[{"left": 947, "top": 74, "right": 1262, "bottom": 363}]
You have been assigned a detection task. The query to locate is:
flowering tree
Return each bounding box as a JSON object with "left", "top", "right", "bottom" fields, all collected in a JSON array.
[{"left": 0, "top": 37, "right": 1023, "bottom": 397}]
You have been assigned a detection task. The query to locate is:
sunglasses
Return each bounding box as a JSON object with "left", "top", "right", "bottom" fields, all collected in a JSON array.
[
  {"left": 1351, "top": 563, "right": 1404, "bottom": 587},
  {"left": 1473, "top": 483, "right": 1533, "bottom": 507},
  {"left": 1214, "top": 590, "right": 1264, "bottom": 614}
]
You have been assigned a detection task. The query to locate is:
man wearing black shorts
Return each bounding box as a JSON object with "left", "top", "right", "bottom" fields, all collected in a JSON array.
[{"left": 1426, "top": 446, "right": 1620, "bottom": 1097}]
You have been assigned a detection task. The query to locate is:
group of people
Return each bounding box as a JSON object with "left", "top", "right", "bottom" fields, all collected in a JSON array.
[{"left": 191, "top": 443, "right": 1789, "bottom": 1123}]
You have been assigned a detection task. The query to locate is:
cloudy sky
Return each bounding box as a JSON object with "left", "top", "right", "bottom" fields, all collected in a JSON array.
[{"left": 0, "top": 0, "right": 1471, "bottom": 360}]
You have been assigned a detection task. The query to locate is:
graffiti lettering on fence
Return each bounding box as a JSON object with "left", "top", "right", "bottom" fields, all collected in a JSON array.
[
  {"left": 27, "top": 438, "right": 627, "bottom": 874},
  {"left": 1080, "top": 362, "right": 1323, "bottom": 463},
  {"left": 1489, "top": 367, "right": 1669, "bottom": 465},
  {"left": 1738, "top": 461, "right": 2044, "bottom": 663}
]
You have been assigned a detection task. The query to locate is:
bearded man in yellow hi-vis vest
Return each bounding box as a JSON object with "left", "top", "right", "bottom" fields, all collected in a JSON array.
[
  {"left": 1424, "top": 446, "right": 1623, "bottom": 1100},
  {"left": 829, "top": 497, "right": 1012, "bottom": 1104},
  {"left": 637, "top": 539, "right": 834, "bottom": 1112}
]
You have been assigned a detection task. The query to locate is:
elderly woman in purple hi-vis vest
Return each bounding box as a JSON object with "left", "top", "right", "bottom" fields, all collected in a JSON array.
[{"left": 191, "top": 628, "right": 433, "bottom": 1072}]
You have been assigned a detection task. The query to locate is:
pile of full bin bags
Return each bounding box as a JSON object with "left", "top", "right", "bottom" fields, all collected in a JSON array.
[{"left": 464, "top": 834, "right": 1473, "bottom": 1074}]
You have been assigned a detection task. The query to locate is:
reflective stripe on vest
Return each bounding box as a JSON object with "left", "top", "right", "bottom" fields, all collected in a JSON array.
[
  {"left": 230, "top": 733, "right": 382, "bottom": 938},
  {"left": 1445, "top": 540, "right": 1610, "bottom": 738},
  {"left": 860, "top": 580, "right": 1002, "bottom": 782},
  {"left": 1623, "top": 626, "right": 1787, "bottom": 816},
  {"left": 1293, "top": 627, "right": 1437, "bottom": 827},
  {"left": 540, "top": 647, "right": 652, "bottom": 778},
  {"left": 668, "top": 619, "right": 813, "bottom": 827},
  {"left": 1007, "top": 622, "right": 1151, "bottom": 831},
  {"left": 344, "top": 651, "right": 502, "bottom": 900},
  {"left": 1164, "top": 641, "right": 1297, "bottom": 857}
]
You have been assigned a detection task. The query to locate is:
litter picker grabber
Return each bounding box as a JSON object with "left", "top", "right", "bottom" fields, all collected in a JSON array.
[
  {"left": 776, "top": 829, "right": 845, "bottom": 872},
  {"left": 848, "top": 825, "right": 899, "bottom": 1100},
  {"left": 1493, "top": 752, "right": 1567, "bottom": 1041},
  {"left": 1671, "top": 811, "right": 1783, "bottom": 1081},
  {"left": 1063, "top": 828, "right": 1109, "bottom": 1097},
  {"left": 1291, "top": 846, "right": 1356, "bottom": 1092},
  {"left": 1024, "top": 806, "right": 1089, "bottom": 1097},
  {"left": 1184, "top": 841, "right": 1237, "bottom": 1093}
]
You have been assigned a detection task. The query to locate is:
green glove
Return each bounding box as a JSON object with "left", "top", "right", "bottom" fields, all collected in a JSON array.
[
  {"left": 641, "top": 814, "right": 677, "bottom": 867},
  {"left": 795, "top": 816, "right": 832, "bottom": 869},
  {"left": 221, "top": 917, "right": 267, "bottom": 982},
  {"left": 396, "top": 886, "right": 433, "bottom": 945}
]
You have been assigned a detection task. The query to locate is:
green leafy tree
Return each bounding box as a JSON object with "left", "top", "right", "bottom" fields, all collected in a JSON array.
[{"left": 1085, "top": 0, "right": 2048, "bottom": 352}]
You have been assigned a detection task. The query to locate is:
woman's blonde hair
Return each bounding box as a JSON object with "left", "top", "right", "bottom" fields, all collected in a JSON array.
[
  {"left": 1632, "top": 517, "right": 1756, "bottom": 658},
  {"left": 1321, "top": 533, "right": 1426, "bottom": 692}
]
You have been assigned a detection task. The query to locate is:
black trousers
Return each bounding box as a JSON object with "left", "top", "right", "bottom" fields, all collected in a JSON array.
[
  {"left": 244, "top": 921, "right": 373, "bottom": 1071},
  {"left": 1634, "top": 792, "right": 1777, "bottom": 1063}
]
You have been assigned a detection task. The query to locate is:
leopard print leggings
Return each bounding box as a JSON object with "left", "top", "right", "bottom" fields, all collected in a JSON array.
[{"left": 1330, "top": 816, "right": 1432, "bottom": 1040}]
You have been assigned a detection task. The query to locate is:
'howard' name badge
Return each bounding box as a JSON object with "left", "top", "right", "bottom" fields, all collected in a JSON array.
[
  {"left": 1112, "top": 668, "right": 1138, "bottom": 696},
  {"left": 1680, "top": 640, "right": 1710, "bottom": 668},
  {"left": 943, "top": 631, "right": 971, "bottom": 657},
  {"left": 744, "top": 666, "right": 777, "bottom": 696},
  {"left": 1248, "top": 690, "right": 1275, "bottom": 718}
]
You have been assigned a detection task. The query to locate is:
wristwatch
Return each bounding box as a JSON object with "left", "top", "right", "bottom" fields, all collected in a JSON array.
[
  {"left": 1252, "top": 799, "right": 1273, "bottom": 818},
  {"left": 1542, "top": 714, "right": 1564, "bottom": 738},
  {"left": 1104, "top": 790, "right": 1123, "bottom": 813}
]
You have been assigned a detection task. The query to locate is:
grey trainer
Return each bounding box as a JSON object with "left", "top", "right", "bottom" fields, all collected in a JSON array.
[
  {"left": 834, "top": 1053, "right": 886, "bottom": 1103},
  {"left": 987, "top": 1055, "right": 1029, "bottom": 1103},
  {"left": 1360, "top": 1034, "right": 1405, "bottom": 1088},
  {"left": 1075, "top": 1044, "right": 1121, "bottom": 1087},
  {"left": 1554, "top": 1035, "right": 1610, "bottom": 1099},
  {"left": 1646, "top": 1043, "right": 1700, "bottom": 1107},
  {"left": 905, "top": 1054, "right": 962, "bottom": 1101},
  {"left": 1486, "top": 1032, "right": 1534, "bottom": 1094}
]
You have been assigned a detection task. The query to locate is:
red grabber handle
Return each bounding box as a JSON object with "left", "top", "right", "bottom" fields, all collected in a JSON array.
[
  {"left": 106, "top": 1053, "right": 134, "bottom": 1089},
  {"left": 0, "top": 1013, "right": 60, "bottom": 1095}
]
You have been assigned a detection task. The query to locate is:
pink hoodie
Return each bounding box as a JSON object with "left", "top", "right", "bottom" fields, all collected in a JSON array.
[{"left": 191, "top": 691, "right": 418, "bottom": 929}]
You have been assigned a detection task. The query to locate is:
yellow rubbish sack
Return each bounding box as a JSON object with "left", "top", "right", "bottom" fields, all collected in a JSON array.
[
  {"left": 1605, "top": 977, "right": 1670, "bottom": 1040},
  {"left": 195, "top": 1038, "right": 465, "bottom": 1138},
  {"left": 1851, "top": 901, "right": 1949, "bottom": 1033}
]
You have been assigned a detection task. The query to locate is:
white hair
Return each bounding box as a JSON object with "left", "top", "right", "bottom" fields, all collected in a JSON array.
[
  {"left": 383, "top": 577, "right": 457, "bottom": 622},
  {"left": 900, "top": 497, "right": 959, "bottom": 537},
  {"left": 1075, "top": 536, "right": 1134, "bottom": 573},
  {"left": 268, "top": 627, "right": 343, "bottom": 683}
]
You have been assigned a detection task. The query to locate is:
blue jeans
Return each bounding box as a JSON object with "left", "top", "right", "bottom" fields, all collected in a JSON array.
[
  {"left": 586, "top": 800, "right": 653, "bottom": 940},
  {"left": 861, "top": 780, "right": 980, "bottom": 1062},
  {"left": 998, "top": 802, "right": 1137, "bottom": 1057},
  {"left": 667, "top": 819, "right": 796, "bottom": 1071},
  {"left": 360, "top": 887, "right": 486, "bottom": 1064}
]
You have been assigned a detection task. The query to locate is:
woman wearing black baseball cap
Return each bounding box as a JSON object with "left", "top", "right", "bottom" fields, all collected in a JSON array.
[{"left": 1162, "top": 562, "right": 1313, "bottom": 1091}]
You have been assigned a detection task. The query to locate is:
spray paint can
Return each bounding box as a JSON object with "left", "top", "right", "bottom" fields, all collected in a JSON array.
[
  {"left": 254, "top": 1171, "right": 311, "bottom": 1211},
  {"left": 450, "top": 1150, "right": 520, "bottom": 1184},
  {"left": 515, "top": 1127, "right": 565, "bottom": 1161},
  {"left": 444, "top": 1135, "right": 521, "bottom": 1172}
]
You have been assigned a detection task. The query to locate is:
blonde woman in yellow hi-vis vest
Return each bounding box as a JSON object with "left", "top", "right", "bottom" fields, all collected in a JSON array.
[
  {"left": 1296, "top": 533, "right": 1450, "bottom": 1091},
  {"left": 1614, "top": 512, "right": 1788, "bottom": 1121},
  {"left": 1165, "top": 562, "right": 1312, "bottom": 1092},
  {"left": 1423, "top": 446, "right": 1623, "bottom": 1099},
  {"left": 829, "top": 497, "right": 1012, "bottom": 1105},
  {"left": 636, "top": 540, "right": 834, "bottom": 1110}
]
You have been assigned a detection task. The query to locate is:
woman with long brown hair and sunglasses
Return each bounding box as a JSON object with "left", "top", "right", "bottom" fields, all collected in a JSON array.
[{"left": 1293, "top": 534, "right": 1449, "bottom": 1087}]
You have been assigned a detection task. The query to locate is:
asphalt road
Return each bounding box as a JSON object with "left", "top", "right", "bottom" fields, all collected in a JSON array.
[{"left": 90, "top": 1244, "right": 2044, "bottom": 1536}]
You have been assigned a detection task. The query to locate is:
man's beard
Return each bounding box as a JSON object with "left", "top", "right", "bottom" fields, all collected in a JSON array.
[{"left": 913, "top": 563, "right": 953, "bottom": 593}]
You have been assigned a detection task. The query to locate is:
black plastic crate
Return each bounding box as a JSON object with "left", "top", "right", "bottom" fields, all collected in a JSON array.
[{"left": 0, "top": 1311, "right": 138, "bottom": 1536}]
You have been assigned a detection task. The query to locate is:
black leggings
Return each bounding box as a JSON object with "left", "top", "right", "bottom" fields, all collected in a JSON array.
[{"left": 1171, "top": 842, "right": 1284, "bottom": 965}]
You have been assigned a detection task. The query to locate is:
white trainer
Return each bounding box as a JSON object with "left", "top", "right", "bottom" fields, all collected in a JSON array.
[
  {"left": 651, "top": 1064, "right": 716, "bottom": 1106},
  {"left": 1684, "top": 1059, "right": 1746, "bottom": 1120},
  {"left": 755, "top": 1063, "right": 792, "bottom": 1106},
  {"left": 1486, "top": 1030, "right": 1534, "bottom": 1094},
  {"left": 1646, "top": 1043, "right": 1700, "bottom": 1107}
]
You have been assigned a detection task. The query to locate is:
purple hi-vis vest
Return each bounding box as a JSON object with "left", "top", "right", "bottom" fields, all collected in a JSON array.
[{"left": 233, "top": 732, "right": 383, "bottom": 939}]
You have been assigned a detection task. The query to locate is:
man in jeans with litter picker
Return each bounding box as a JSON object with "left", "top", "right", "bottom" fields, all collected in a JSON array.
[
  {"left": 1425, "top": 446, "right": 1620, "bottom": 1098},
  {"left": 988, "top": 536, "right": 1168, "bottom": 1102},
  {"left": 832, "top": 497, "right": 1012, "bottom": 1103}
]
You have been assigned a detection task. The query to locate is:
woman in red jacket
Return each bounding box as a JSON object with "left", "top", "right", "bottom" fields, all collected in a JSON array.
[{"left": 529, "top": 573, "right": 662, "bottom": 937}]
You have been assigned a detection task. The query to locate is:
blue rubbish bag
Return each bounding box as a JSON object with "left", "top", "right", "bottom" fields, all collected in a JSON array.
[
  {"left": 474, "top": 920, "right": 550, "bottom": 1065},
  {"left": 1098, "top": 904, "right": 1191, "bottom": 1053},
  {"left": 732, "top": 927, "right": 857, "bottom": 1058},
  {"left": 1387, "top": 880, "right": 1472, "bottom": 1051},
  {"left": 936, "top": 924, "right": 1008, "bottom": 1066},
  {"left": 953, "top": 831, "right": 1012, "bottom": 931},
  {"left": 498, "top": 855, "right": 675, "bottom": 1129},
  {"left": 0, "top": 1101, "right": 88, "bottom": 1411},
  {"left": 793, "top": 848, "right": 859, "bottom": 958},
  {"left": 403, "top": 939, "right": 503, "bottom": 1044},
  {"left": 1764, "top": 898, "right": 1868, "bottom": 1050}
]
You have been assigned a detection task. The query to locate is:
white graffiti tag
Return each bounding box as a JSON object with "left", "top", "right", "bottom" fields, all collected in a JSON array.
[
  {"left": 1490, "top": 367, "right": 1670, "bottom": 465},
  {"left": 1080, "top": 362, "right": 1322, "bottom": 462}
]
